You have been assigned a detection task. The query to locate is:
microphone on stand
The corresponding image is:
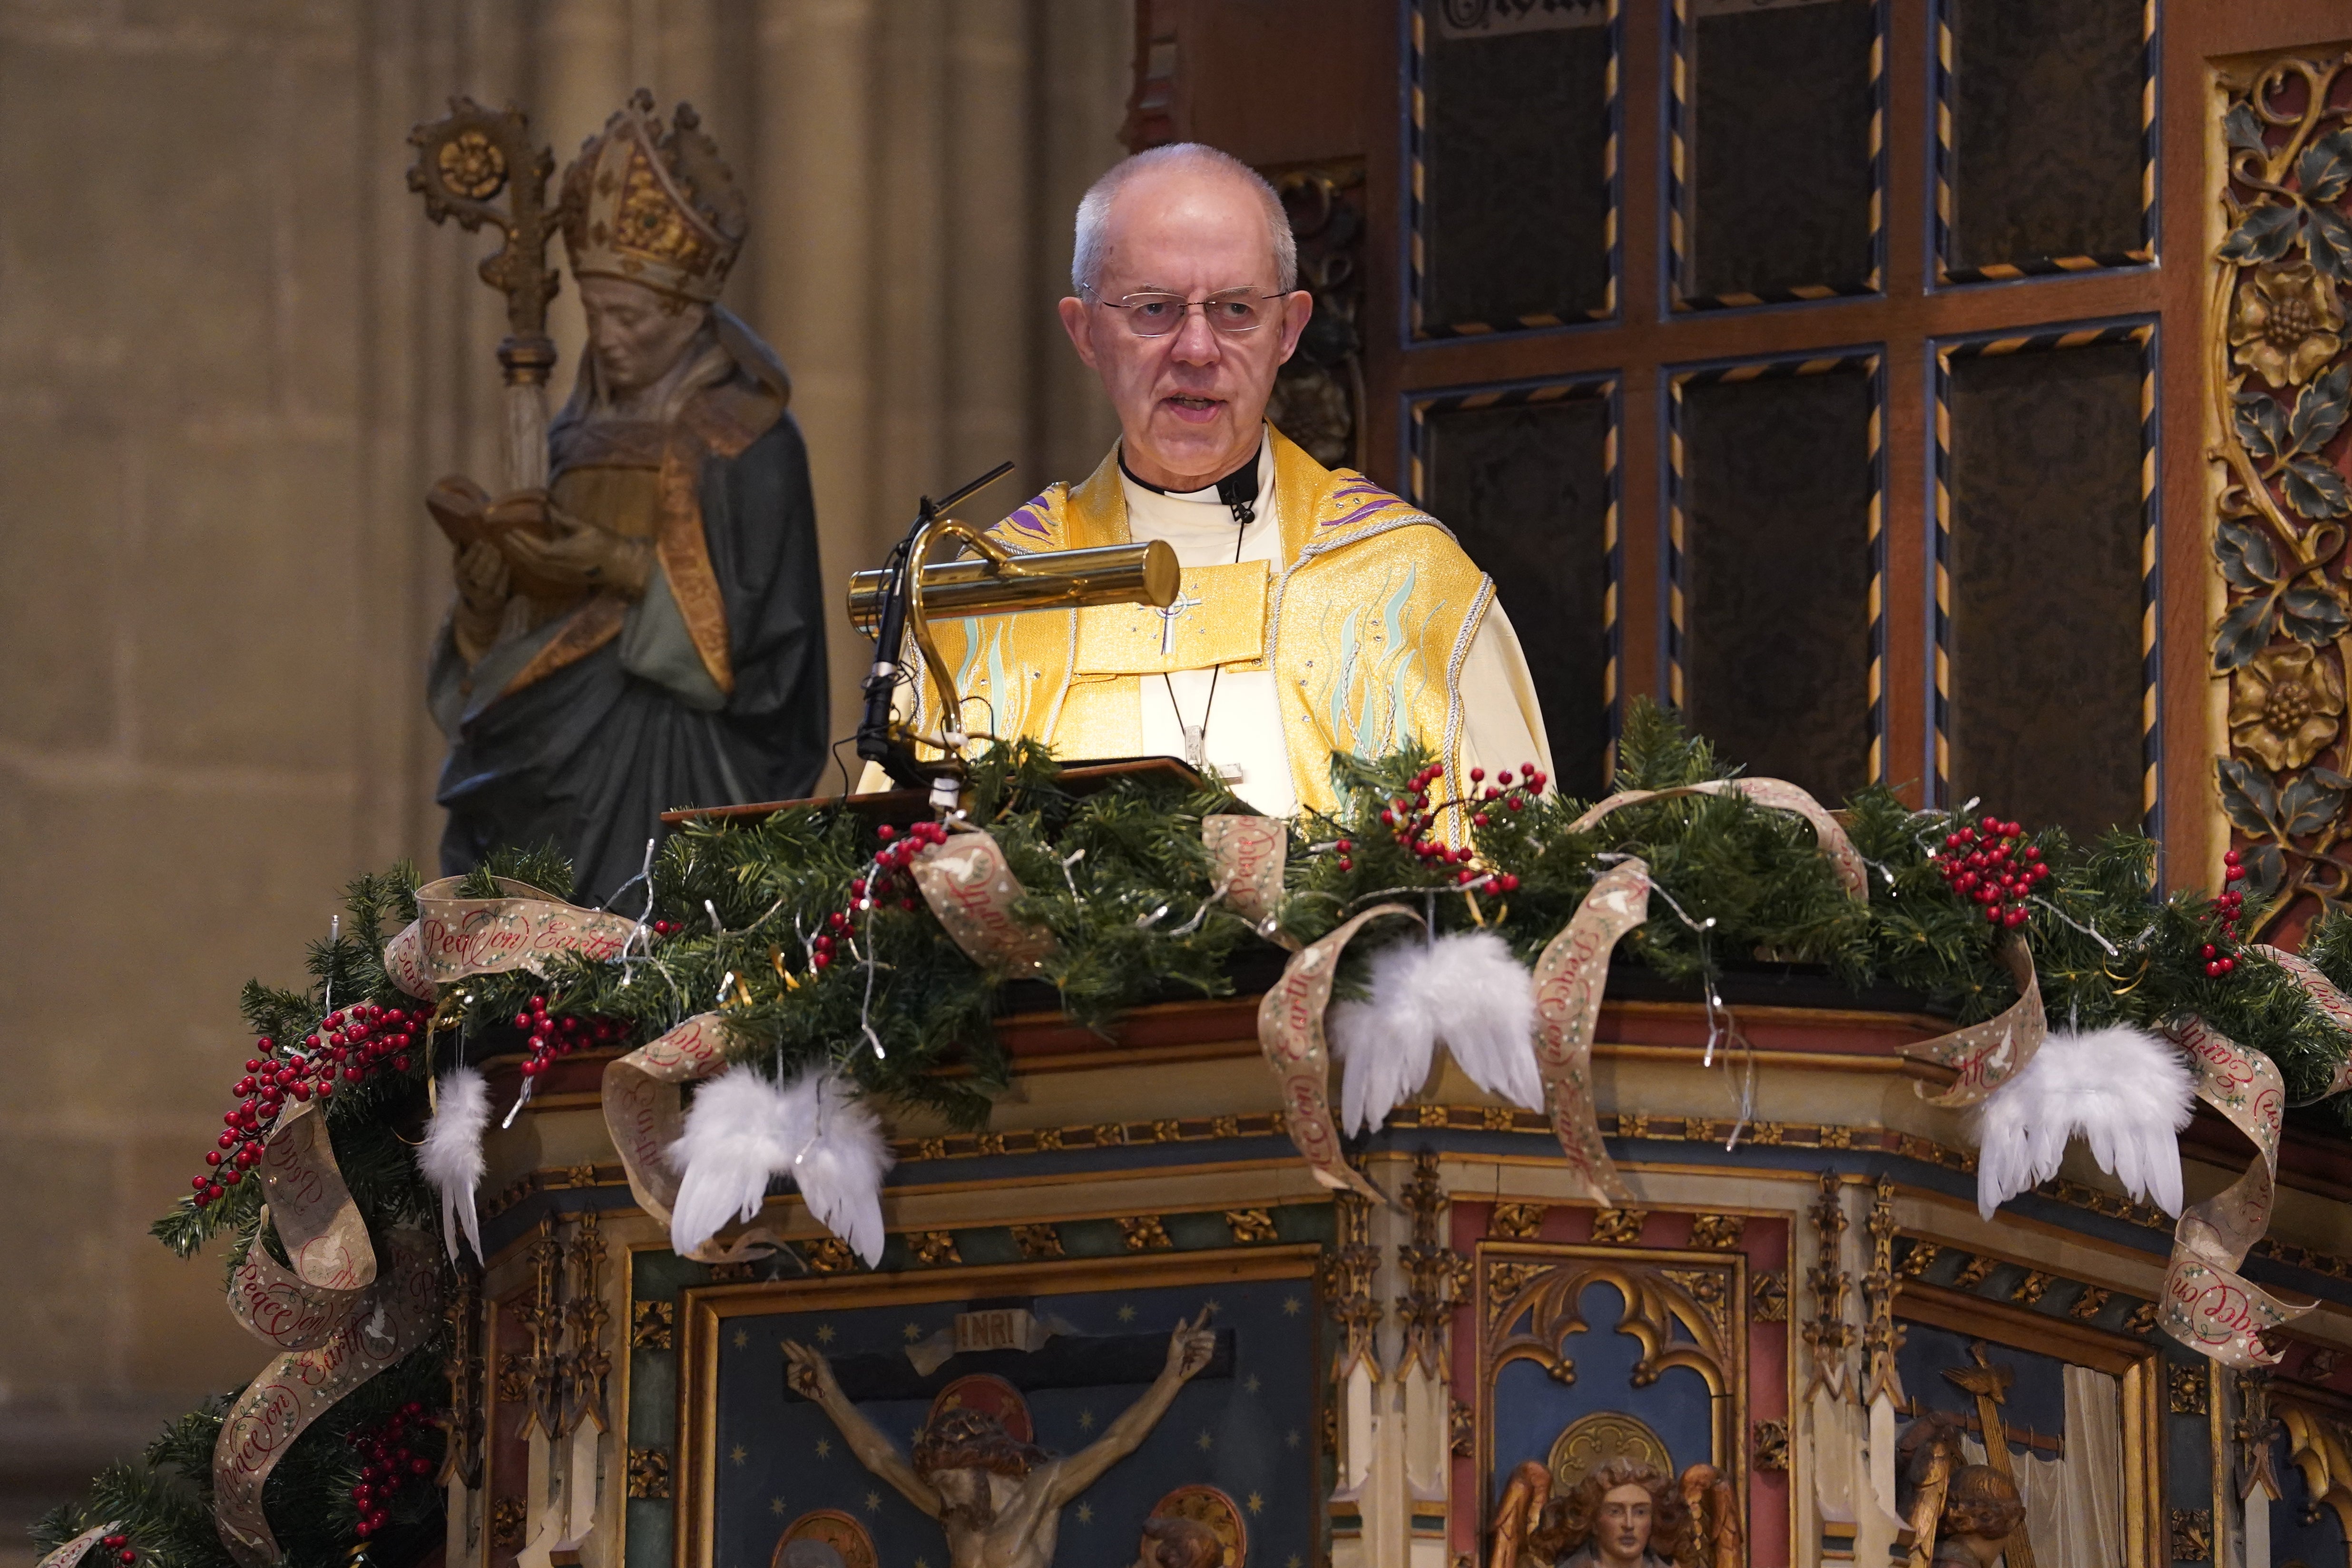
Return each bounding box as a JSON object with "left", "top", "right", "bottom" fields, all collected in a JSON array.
[{"left": 856, "top": 462, "right": 1017, "bottom": 790}]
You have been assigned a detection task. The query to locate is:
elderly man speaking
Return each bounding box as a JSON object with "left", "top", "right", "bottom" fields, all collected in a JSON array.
[{"left": 899, "top": 142, "right": 1551, "bottom": 819}]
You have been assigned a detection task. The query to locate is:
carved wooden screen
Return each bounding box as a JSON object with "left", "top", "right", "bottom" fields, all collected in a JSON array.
[{"left": 1133, "top": 0, "right": 2352, "bottom": 911}]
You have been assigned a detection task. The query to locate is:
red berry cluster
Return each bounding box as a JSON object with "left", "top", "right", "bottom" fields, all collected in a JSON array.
[
  {"left": 96, "top": 1533, "right": 134, "bottom": 1565},
  {"left": 647, "top": 919, "right": 682, "bottom": 938},
  {"left": 1469, "top": 763, "right": 1548, "bottom": 819},
  {"left": 348, "top": 1401, "right": 435, "bottom": 1540},
  {"left": 809, "top": 822, "right": 949, "bottom": 970},
  {"left": 513, "top": 996, "right": 629, "bottom": 1079},
  {"left": 191, "top": 1004, "right": 423, "bottom": 1207},
  {"left": 1371, "top": 762, "right": 1540, "bottom": 891},
  {"left": 2204, "top": 848, "right": 2250, "bottom": 979},
  {"left": 1932, "top": 817, "right": 2047, "bottom": 929}
]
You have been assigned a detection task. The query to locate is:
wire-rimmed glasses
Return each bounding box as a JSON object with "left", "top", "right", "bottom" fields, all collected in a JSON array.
[{"left": 1082, "top": 285, "right": 1287, "bottom": 337}]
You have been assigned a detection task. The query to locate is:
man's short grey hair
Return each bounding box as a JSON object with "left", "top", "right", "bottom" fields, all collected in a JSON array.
[{"left": 1071, "top": 142, "right": 1298, "bottom": 294}]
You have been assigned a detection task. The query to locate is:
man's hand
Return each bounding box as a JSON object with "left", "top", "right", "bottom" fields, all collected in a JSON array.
[
  {"left": 782, "top": 1339, "right": 846, "bottom": 1407},
  {"left": 497, "top": 496, "right": 654, "bottom": 598},
  {"left": 1164, "top": 1307, "right": 1215, "bottom": 1382}
]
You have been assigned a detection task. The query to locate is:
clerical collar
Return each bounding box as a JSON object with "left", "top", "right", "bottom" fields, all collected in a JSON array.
[{"left": 1119, "top": 440, "right": 1265, "bottom": 528}]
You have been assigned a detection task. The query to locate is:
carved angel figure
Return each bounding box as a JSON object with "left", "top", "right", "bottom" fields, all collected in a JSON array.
[{"left": 1490, "top": 1459, "right": 1704, "bottom": 1568}]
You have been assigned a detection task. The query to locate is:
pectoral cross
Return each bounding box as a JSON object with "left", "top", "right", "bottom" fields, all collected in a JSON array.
[{"left": 1155, "top": 588, "right": 1205, "bottom": 658}]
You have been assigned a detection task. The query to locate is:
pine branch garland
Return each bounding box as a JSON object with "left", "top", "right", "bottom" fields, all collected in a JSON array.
[{"left": 48, "top": 699, "right": 2352, "bottom": 1568}]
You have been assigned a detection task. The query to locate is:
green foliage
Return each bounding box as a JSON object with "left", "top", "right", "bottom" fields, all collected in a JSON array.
[
  {"left": 457, "top": 842, "right": 582, "bottom": 904},
  {"left": 33, "top": 1351, "right": 448, "bottom": 1568},
  {"left": 57, "top": 698, "right": 2352, "bottom": 1567}
]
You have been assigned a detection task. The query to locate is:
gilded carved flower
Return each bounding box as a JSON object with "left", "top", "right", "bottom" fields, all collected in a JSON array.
[
  {"left": 437, "top": 128, "right": 507, "bottom": 201},
  {"left": 2231, "top": 260, "right": 2346, "bottom": 387},
  {"left": 2230, "top": 642, "right": 2347, "bottom": 772}
]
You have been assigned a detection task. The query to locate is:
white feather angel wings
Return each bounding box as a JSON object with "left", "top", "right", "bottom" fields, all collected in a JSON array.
[
  {"left": 1329, "top": 930, "right": 1545, "bottom": 1133},
  {"left": 667, "top": 1067, "right": 894, "bottom": 1264},
  {"left": 1973, "top": 1024, "right": 2195, "bottom": 1220}
]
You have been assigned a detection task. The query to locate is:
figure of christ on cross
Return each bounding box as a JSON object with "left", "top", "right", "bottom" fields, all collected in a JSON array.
[{"left": 781, "top": 1310, "right": 1217, "bottom": 1568}]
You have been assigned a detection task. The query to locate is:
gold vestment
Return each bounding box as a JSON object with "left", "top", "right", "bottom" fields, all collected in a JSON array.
[{"left": 909, "top": 426, "right": 1498, "bottom": 819}]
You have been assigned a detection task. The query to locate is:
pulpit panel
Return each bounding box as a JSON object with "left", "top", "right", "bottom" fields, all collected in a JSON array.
[
  {"left": 2268, "top": 1375, "right": 2352, "bottom": 1566},
  {"left": 682, "top": 1261, "right": 1318, "bottom": 1568},
  {"left": 1670, "top": 355, "right": 1881, "bottom": 803},
  {"left": 1411, "top": 380, "right": 1617, "bottom": 796},
  {"left": 1446, "top": 1203, "right": 1790, "bottom": 1568},
  {"left": 1674, "top": 0, "right": 1882, "bottom": 308},
  {"left": 1937, "top": 328, "right": 2155, "bottom": 838},
  {"left": 1412, "top": 0, "right": 1618, "bottom": 334},
  {"left": 1935, "top": 0, "right": 2154, "bottom": 281}
]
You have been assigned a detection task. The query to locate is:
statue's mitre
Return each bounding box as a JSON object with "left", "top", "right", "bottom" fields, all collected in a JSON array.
[{"left": 559, "top": 88, "right": 745, "bottom": 303}]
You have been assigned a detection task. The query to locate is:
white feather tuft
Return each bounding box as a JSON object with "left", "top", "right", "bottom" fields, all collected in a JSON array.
[
  {"left": 1420, "top": 930, "right": 1542, "bottom": 1110},
  {"left": 420, "top": 1068, "right": 491, "bottom": 1262},
  {"left": 1973, "top": 1025, "right": 2195, "bottom": 1221},
  {"left": 1331, "top": 931, "right": 1540, "bottom": 1135},
  {"left": 789, "top": 1072, "right": 895, "bottom": 1266},
  {"left": 1330, "top": 943, "right": 1438, "bottom": 1137},
  {"left": 667, "top": 1068, "right": 804, "bottom": 1256}
]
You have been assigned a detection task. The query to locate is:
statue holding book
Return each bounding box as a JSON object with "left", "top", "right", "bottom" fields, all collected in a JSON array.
[{"left": 413, "top": 91, "right": 828, "bottom": 903}]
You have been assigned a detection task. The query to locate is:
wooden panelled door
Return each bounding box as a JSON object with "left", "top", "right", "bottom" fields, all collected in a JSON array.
[{"left": 1134, "top": 0, "right": 2352, "bottom": 934}]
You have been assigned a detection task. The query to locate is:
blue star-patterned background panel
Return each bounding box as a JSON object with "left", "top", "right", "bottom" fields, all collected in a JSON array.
[{"left": 709, "top": 1275, "right": 1317, "bottom": 1568}]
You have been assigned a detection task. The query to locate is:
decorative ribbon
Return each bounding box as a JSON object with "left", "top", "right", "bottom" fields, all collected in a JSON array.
[
  {"left": 1203, "top": 813, "right": 1294, "bottom": 946},
  {"left": 2159, "top": 1016, "right": 2316, "bottom": 1368},
  {"left": 599, "top": 1011, "right": 777, "bottom": 1263},
  {"left": 1257, "top": 904, "right": 1417, "bottom": 1206},
  {"left": 225, "top": 1104, "right": 378, "bottom": 1351},
  {"left": 1565, "top": 777, "right": 1870, "bottom": 904},
  {"left": 1530, "top": 860, "right": 1650, "bottom": 1203},
  {"left": 35, "top": 1522, "right": 122, "bottom": 1568},
  {"left": 382, "top": 876, "right": 638, "bottom": 1000},
  {"left": 911, "top": 833, "right": 1057, "bottom": 971},
  {"left": 213, "top": 1228, "right": 442, "bottom": 1566},
  {"left": 1896, "top": 936, "right": 2044, "bottom": 1107},
  {"left": 2254, "top": 944, "right": 2352, "bottom": 1097}
]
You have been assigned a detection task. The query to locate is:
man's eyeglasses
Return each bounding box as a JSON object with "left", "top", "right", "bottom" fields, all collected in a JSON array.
[{"left": 1083, "top": 286, "right": 1286, "bottom": 337}]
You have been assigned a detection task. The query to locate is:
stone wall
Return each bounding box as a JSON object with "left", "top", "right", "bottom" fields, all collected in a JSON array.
[{"left": 0, "top": 0, "right": 1128, "bottom": 1555}]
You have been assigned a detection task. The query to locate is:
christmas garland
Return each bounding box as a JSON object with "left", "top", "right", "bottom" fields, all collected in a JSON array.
[{"left": 35, "top": 701, "right": 2352, "bottom": 1568}]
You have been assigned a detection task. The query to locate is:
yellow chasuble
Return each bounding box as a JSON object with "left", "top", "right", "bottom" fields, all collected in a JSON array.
[{"left": 908, "top": 427, "right": 1499, "bottom": 822}]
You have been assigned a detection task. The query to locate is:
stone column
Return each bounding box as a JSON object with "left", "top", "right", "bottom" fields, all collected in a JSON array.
[
  {"left": 652, "top": 0, "right": 721, "bottom": 131},
  {"left": 535, "top": 0, "right": 631, "bottom": 385},
  {"left": 755, "top": 0, "right": 883, "bottom": 742},
  {"left": 941, "top": 0, "right": 1034, "bottom": 486},
  {"left": 872, "top": 0, "right": 948, "bottom": 532},
  {"left": 1032, "top": 0, "right": 1132, "bottom": 486}
]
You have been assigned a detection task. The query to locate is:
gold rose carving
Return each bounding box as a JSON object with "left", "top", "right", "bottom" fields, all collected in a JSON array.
[
  {"left": 2211, "top": 55, "right": 2352, "bottom": 931},
  {"left": 2232, "top": 261, "right": 2345, "bottom": 387},
  {"left": 2231, "top": 643, "right": 2345, "bottom": 772}
]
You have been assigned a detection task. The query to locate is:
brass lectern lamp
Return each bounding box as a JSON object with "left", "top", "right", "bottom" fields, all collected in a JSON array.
[{"left": 850, "top": 463, "right": 1178, "bottom": 809}]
